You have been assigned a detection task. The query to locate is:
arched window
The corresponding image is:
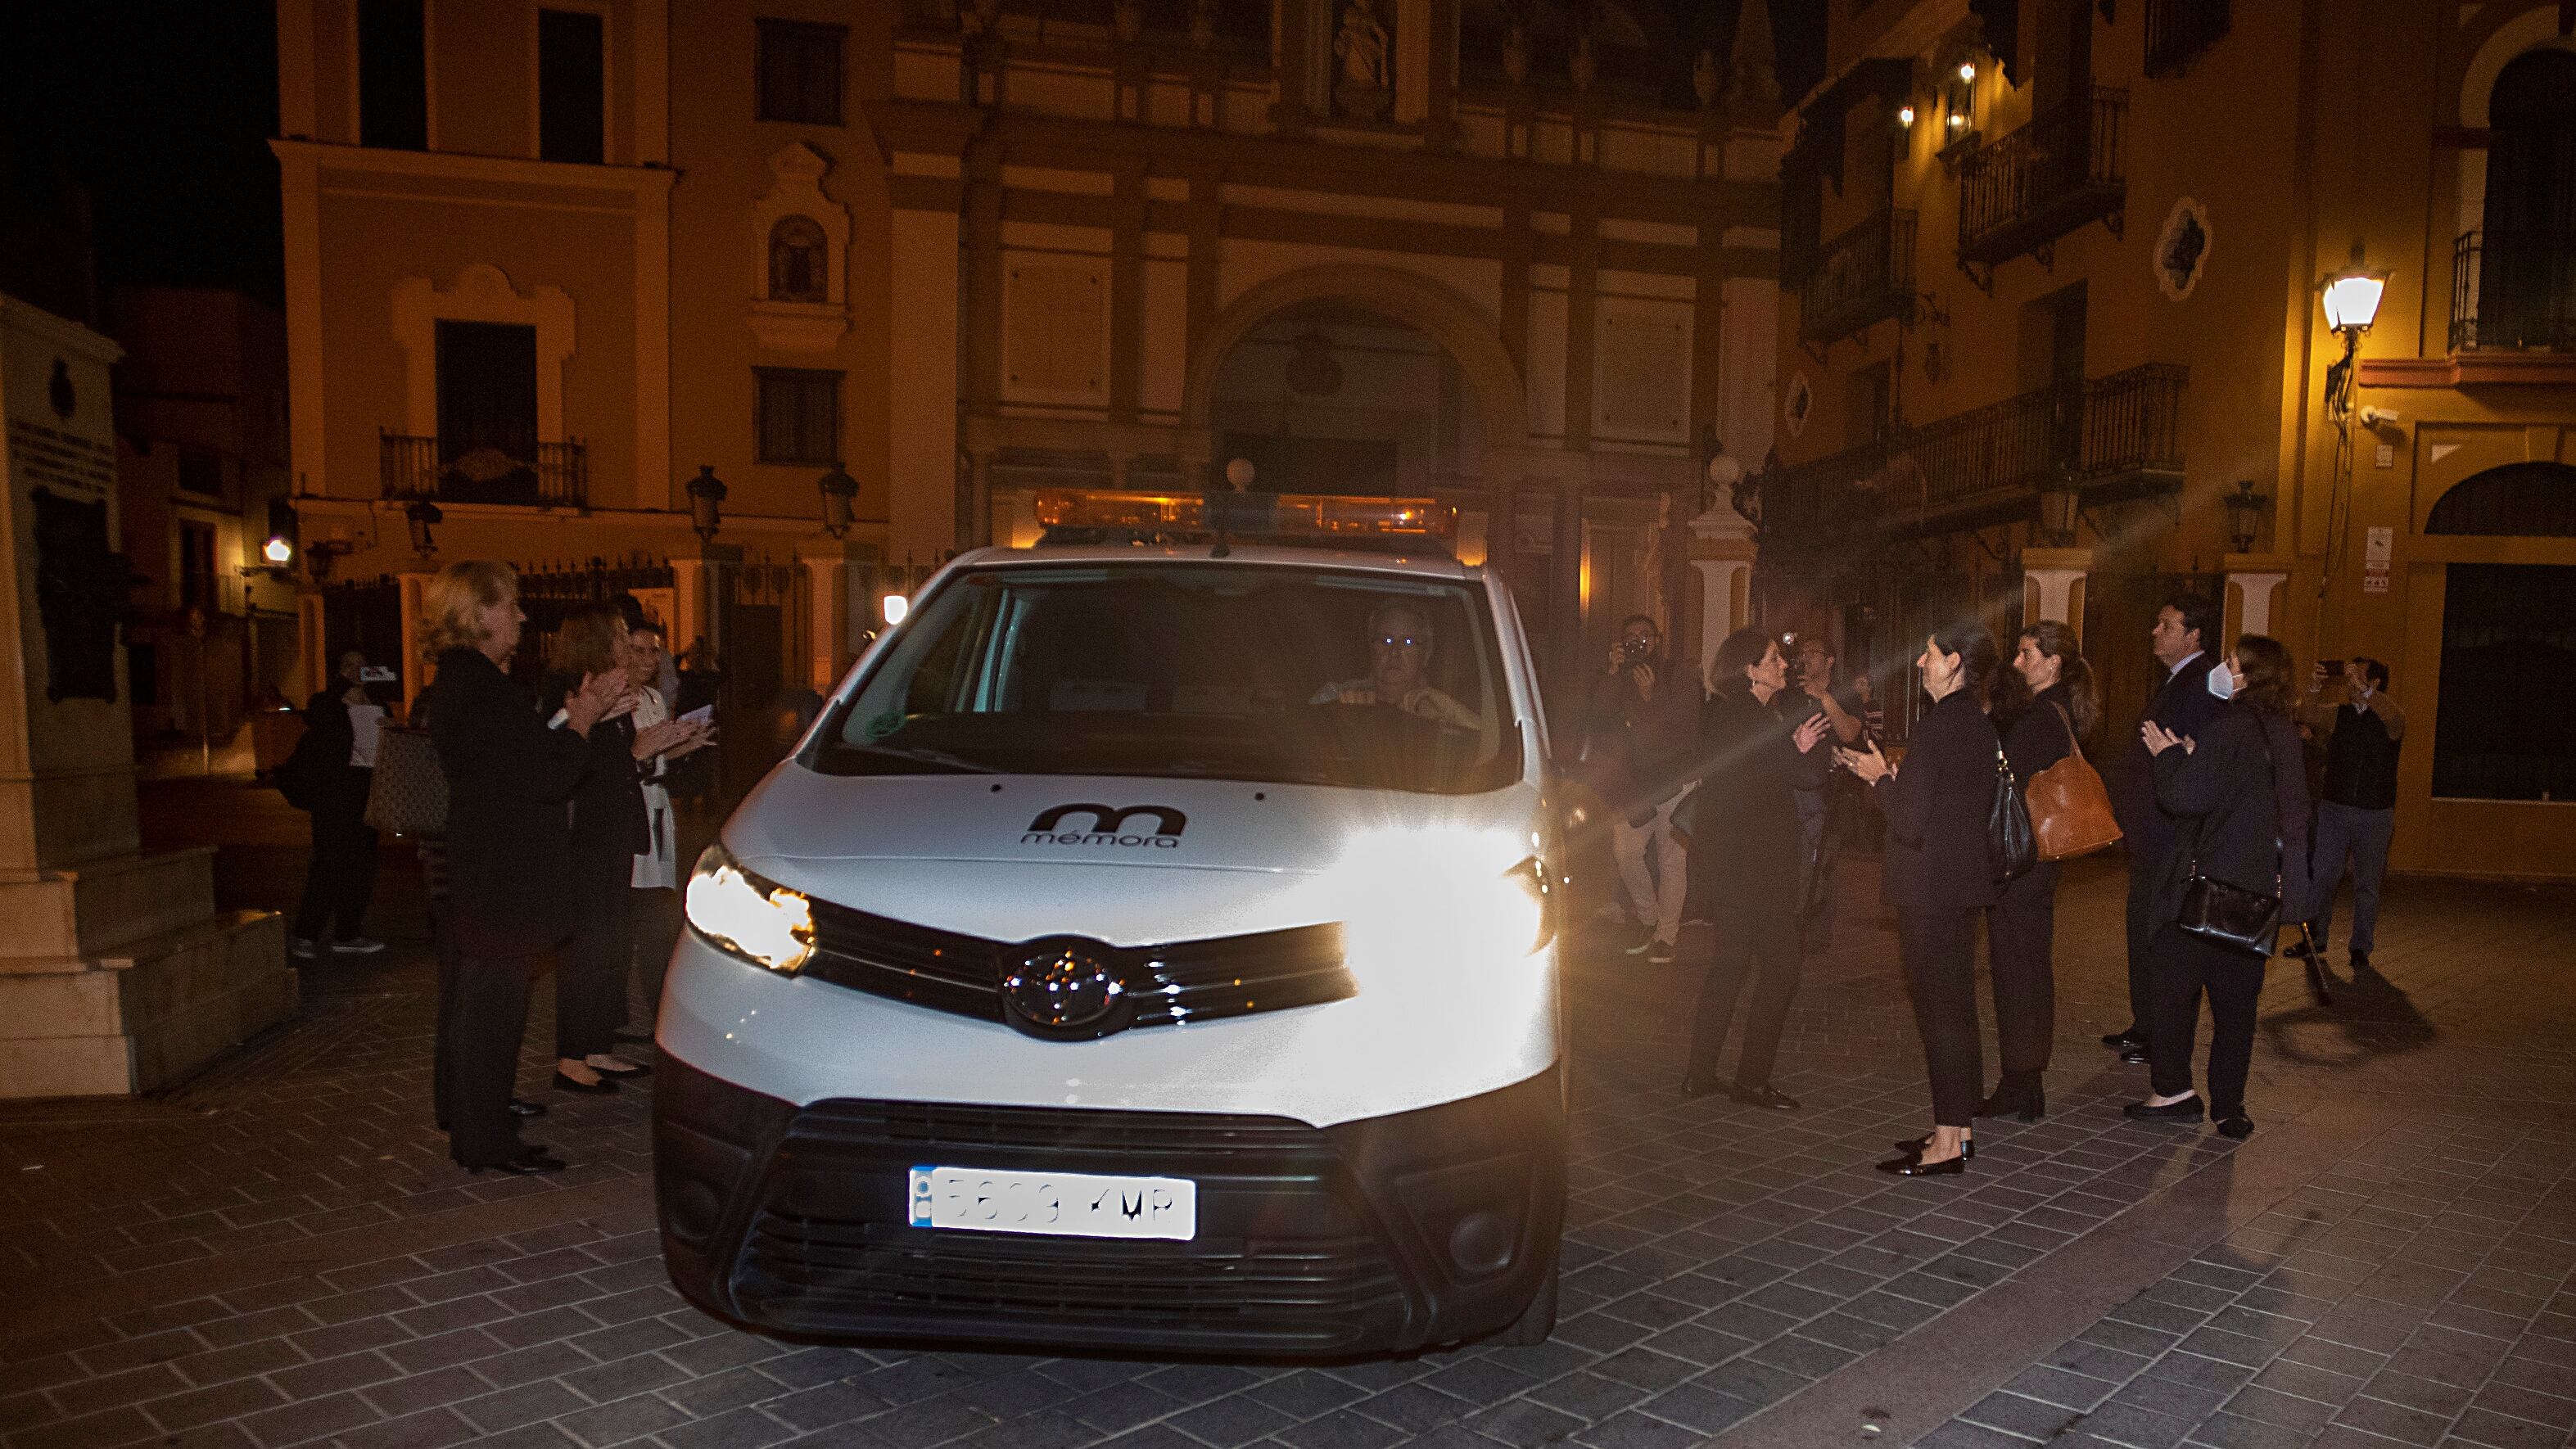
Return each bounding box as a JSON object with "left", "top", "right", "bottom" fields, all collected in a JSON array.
[
  {"left": 2426, "top": 461, "right": 2576, "bottom": 537},
  {"left": 768, "top": 216, "right": 829, "bottom": 304},
  {"left": 2474, "top": 51, "right": 2576, "bottom": 350}
]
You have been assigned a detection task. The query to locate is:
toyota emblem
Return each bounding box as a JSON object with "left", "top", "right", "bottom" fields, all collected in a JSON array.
[{"left": 999, "top": 940, "right": 1132, "bottom": 1040}]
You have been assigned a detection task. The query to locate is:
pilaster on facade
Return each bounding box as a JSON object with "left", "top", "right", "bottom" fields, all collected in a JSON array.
[
  {"left": 2223, "top": 556, "right": 2293, "bottom": 640},
  {"left": 2022, "top": 548, "right": 2094, "bottom": 640}
]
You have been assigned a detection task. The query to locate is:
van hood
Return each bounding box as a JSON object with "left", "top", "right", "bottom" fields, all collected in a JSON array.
[{"left": 720, "top": 768, "right": 1543, "bottom": 946}]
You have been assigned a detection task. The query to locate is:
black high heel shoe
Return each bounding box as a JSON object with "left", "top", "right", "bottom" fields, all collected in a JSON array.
[
  {"left": 554, "top": 1071, "right": 620, "bottom": 1095},
  {"left": 1894, "top": 1134, "right": 1974, "bottom": 1160},
  {"left": 466, "top": 1146, "right": 567, "bottom": 1176}
]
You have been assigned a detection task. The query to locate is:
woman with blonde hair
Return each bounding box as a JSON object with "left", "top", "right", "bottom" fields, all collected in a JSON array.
[{"left": 422, "top": 561, "right": 623, "bottom": 1175}]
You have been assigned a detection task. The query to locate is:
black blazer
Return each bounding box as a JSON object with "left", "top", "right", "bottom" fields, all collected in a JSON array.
[
  {"left": 2115, "top": 652, "right": 2225, "bottom": 862},
  {"left": 427, "top": 648, "right": 596, "bottom": 957},
  {"left": 540, "top": 675, "right": 651, "bottom": 864},
  {"left": 1878, "top": 688, "right": 2001, "bottom": 914},
  {"left": 1687, "top": 688, "right": 1828, "bottom": 911},
  {"left": 2151, "top": 704, "right": 2313, "bottom": 928}
]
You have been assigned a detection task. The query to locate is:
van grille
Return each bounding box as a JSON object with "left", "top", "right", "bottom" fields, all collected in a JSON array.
[
  {"left": 727, "top": 1098, "right": 1408, "bottom": 1352},
  {"left": 798, "top": 898, "right": 1354, "bottom": 1028}
]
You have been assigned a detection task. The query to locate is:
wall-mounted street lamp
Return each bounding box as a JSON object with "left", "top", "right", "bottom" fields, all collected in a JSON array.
[
  {"left": 1896, "top": 102, "right": 1917, "bottom": 129},
  {"left": 260, "top": 535, "right": 294, "bottom": 568},
  {"left": 816, "top": 461, "right": 858, "bottom": 538},
  {"left": 2038, "top": 482, "right": 2081, "bottom": 546},
  {"left": 880, "top": 593, "right": 911, "bottom": 626},
  {"left": 305, "top": 539, "right": 353, "bottom": 583},
  {"left": 686, "top": 465, "right": 728, "bottom": 541},
  {"left": 404, "top": 498, "right": 442, "bottom": 557},
  {"left": 2223, "top": 480, "right": 2271, "bottom": 556},
  {"left": 2320, "top": 261, "right": 2389, "bottom": 420}
]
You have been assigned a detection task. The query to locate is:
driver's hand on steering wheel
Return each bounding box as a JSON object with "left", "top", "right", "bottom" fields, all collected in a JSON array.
[{"left": 1335, "top": 687, "right": 1380, "bottom": 706}]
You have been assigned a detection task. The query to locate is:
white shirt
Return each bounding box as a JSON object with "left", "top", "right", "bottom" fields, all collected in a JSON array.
[
  {"left": 2167, "top": 649, "right": 2203, "bottom": 679},
  {"left": 631, "top": 687, "right": 678, "bottom": 891},
  {"left": 348, "top": 703, "right": 386, "bottom": 768}
]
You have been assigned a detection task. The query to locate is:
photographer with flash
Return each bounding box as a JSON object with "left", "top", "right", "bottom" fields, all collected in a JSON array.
[{"left": 1584, "top": 616, "right": 1701, "bottom": 964}]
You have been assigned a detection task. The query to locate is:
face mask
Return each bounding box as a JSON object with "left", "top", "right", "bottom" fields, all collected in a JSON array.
[{"left": 2206, "top": 665, "right": 2235, "bottom": 702}]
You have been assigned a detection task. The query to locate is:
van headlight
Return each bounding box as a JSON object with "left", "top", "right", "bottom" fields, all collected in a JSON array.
[
  {"left": 1335, "top": 825, "right": 1557, "bottom": 972},
  {"left": 685, "top": 844, "right": 816, "bottom": 975}
]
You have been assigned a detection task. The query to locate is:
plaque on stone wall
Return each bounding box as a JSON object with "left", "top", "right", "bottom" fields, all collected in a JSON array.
[{"left": 30, "top": 486, "right": 128, "bottom": 702}]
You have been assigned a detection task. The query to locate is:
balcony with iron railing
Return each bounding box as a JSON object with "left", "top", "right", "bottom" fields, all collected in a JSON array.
[
  {"left": 1956, "top": 87, "right": 2129, "bottom": 290},
  {"left": 1756, "top": 363, "right": 2187, "bottom": 540},
  {"left": 2452, "top": 229, "right": 2576, "bottom": 354},
  {"left": 380, "top": 429, "right": 589, "bottom": 508},
  {"left": 1800, "top": 208, "right": 1918, "bottom": 346}
]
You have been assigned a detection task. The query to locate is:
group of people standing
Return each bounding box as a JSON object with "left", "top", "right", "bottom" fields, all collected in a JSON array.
[
  {"left": 416, "top": 560, "right": 712, "bottom": 1176},
  {"left": 1589, "top": 588, "right": 2373, "bottom": 1179}
]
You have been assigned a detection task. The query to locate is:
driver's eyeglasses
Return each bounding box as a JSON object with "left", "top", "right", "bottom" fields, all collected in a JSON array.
[{"left": 1374, "top": 634, "right": 1427, "bottom": 648}]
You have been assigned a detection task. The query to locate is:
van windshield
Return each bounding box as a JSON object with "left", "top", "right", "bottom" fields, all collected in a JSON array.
[{"left": 808, "top": 564, "right": 1521, "bottom": 794}]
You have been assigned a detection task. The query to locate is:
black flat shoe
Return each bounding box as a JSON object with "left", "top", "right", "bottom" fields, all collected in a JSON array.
[
  {"left": 508, "top": 1098, "right": 548, "bottom": 1117},
  {"left": 1679, "top": 1073, "right": 1718, "bottom": 1099},
  {"left": 554, "top": 1071, "right": 620, "bottom": 1095},
  {"left": 589, "top": 1060, "right": 651, "bottom": 1078},
  {"left": 2124, "top": 1095, "right": 2205, "bottom": 1122},
  {"left": 1729, "top": 1083, "right": 1801, "bottom": 1111},
  {"left": 2119, "top": 1045, "right": 2150, "bottom": 1065},
  {"left": 1975, "top": 1075, "right": 2046, "bottom": 1122},
  {"left": 468, "top": 1147, "right": 567, "bottom": 1176},
  {"left": 1895, "top": 1135, "right": 1975, "bottom": 1160},
  {"left": 2216, "top": 1116, "right": 2255, "bottom": 1140},
  {"left": 1876, "top": 1151, "right": 1967, "bottom": 1176},
  {"left": 2101, "top": 1029, "right": 2146, "bottom": 1050}
]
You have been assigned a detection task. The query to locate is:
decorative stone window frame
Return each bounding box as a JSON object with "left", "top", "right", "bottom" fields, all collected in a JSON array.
[
  {"left": 748, "top": 142, "right": 851, "bottom": 353},
  {"left": 390, "top": 262, "right": 576, "bottom": 442}
]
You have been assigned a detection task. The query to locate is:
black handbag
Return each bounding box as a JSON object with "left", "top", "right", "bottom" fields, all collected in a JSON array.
[
  {"left": 1988, "top": 745, "right": 2037, "bottom": 884},
  {"left": 2176, "top": 723, "right": 2283, "bottom": 958}
]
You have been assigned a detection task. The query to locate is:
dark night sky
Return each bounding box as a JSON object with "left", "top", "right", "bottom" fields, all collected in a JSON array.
[{"left": 1, "top": 2, "right": 285, "bottom": 318}]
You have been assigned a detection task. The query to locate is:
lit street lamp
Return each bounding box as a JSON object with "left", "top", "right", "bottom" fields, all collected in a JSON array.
[{"left": 2320, "top": 260, "right": 2389, "bottom": 421}]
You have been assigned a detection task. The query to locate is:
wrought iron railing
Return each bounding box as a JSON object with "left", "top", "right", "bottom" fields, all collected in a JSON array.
[
  {"left": 1957, "top": 87, "right": 2128, "bottom": 276},
  {"left": 1801, "top": 208, "right": 1918, "bottom": 344},
  {"left": 380, "top": 431, "right": 589, "bottom": 508},
  {"left": 2452, "top": 229, "right": 2576, "bottom": 353},
  {"left": 2144, "top": 0, "right": 2231, "bottom": 79},
  {"left": 1760, "top": 363, "right": 2186, "bottom": 531}
]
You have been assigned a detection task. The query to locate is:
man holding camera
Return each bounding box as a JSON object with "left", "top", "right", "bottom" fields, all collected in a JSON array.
[{"left": 1586, "top": 616, "right": 1701, "bottom": 964}]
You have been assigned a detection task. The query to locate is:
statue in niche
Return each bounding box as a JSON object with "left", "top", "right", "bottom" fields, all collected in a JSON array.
[{"left": 1333, "top": 1, "right": 1392, "bottom": 120}]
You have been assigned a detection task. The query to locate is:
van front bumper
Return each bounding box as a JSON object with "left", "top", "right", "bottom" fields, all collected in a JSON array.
[{"left": 653, "top": 1050, "right": 1564, "bottom": 1357}]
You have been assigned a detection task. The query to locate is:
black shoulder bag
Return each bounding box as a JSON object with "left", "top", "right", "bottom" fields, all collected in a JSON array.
[
  {"left": 2176, "top": 720, "right": 2283, "bottom": 957},
  {"left": 1987, "top": 744, "right": 2037, "bottom": 884}
]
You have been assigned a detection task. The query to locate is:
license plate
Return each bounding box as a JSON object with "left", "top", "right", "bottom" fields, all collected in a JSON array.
[{"left": 907, "top": 1165, "right": 1198, "bottom": 1241}]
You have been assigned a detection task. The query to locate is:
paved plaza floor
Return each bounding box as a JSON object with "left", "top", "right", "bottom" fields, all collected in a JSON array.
[{"left": 2, "top": 779, "right": 2572, "bottom": 1449}]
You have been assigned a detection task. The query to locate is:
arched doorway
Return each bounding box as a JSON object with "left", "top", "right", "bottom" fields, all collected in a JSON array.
[{"left": 1204, "top": 298, "right": 1489, "bottom": 500}]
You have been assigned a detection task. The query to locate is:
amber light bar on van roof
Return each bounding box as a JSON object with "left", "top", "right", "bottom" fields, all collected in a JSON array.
[{"left": 1033, "top": 490, "right": 1457, "bottom": 543}]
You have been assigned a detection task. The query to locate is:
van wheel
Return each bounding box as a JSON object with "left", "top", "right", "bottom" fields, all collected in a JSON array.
[{"left": 1498, "top": 1249, "right": 1559, "bottom": 1345}]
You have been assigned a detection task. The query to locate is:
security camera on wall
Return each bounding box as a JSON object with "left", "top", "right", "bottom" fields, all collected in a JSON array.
[{"left": 2357, "top": 405, "right": 2404, "bottom": 431}]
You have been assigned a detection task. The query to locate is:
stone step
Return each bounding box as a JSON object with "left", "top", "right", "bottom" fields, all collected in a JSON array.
[
  {"left": 0, "top": 909, "right": 295, "bottom": 1098},
  {"left": 0, "top": 846, "right": 219, "bottom": 960}
]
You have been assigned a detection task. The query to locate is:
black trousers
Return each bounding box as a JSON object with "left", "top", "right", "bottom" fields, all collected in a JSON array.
[
  {"left": 2122, "top": 847, "right": 2172, "bottom": 1038},
  {"left": 441, "top": 950, "right": 535, "bottom": 1168},
  {"left": 628, "top": 887, "right": 680, "bottom": 1031},
  {"left": 1685, "top": 898, "right": 1803, "bottom": 1089},
  {"left": 293, "top": 769, "right": 377, "bottom": 943},
  {"left": 555, "top": 853, "right": 632, "bottom": 1060},
  {"left": 1986, "top": 863, "right": 2060, "bottom": 1074},
  {"left": 2149, "top": 925, "right": 2266, "bottom": 1118},
  {"left": 1899, "top": 908, "right": 1983, "bottom": 1127}
]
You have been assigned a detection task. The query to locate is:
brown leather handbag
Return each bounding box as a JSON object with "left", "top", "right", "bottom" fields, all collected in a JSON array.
[{"left": 2027, "top": 702, "right": 2122, "bottom": 861}]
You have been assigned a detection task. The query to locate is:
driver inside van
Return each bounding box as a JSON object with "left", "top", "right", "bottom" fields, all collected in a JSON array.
[{"left": 1310, "top": 601, "right": 1483, "bottom": 730}]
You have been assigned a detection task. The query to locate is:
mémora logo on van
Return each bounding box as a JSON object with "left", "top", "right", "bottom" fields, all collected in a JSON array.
[{"left": 1023, "top": 804, "right": 1187, "bottom": 848}]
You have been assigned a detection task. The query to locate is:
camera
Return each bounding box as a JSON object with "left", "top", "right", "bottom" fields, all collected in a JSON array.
[{"left": 1617, "top": 635, "right": 1655, "bottom": 665}]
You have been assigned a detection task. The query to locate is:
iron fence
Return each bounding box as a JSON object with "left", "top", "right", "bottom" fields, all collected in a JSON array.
[
  {"left": 1958, "top": 87, "right": 2128, "bottom": 270},
  {"left": 1800, "top": 208, "right": 1918, "bottom": 344},
  {"left": 2451, "top": 229, "right": 2576, "bottom": 352},
  {"left": 380, "top": 431, "right": 590, "bottom": 508}
]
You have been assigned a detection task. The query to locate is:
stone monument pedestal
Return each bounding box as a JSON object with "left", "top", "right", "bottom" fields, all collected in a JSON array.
[{"left": 0, "top": 294, "right": 292, "bottom": 1098}]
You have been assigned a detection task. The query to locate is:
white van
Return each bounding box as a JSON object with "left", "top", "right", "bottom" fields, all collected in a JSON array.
[{"left": 653, "top": 493, "right": 1565, "bottom": 1356}]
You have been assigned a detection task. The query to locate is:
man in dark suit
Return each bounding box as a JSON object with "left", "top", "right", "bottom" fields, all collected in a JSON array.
[{"left": 2105, "top": 590, "right": 2225, "bottom": 1061}]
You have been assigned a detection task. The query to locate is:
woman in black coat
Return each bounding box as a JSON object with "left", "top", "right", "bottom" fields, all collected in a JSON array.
[
  {"left": 423, "top": 562, "right": 621, "bottom": 1175},
  {"left": 1681, "top": 628, "right": 1833, "bottom": 1107},
  {"left": 291, "top": 648, "right": 387, "bottom": 957},
  {"left": 1841, "top": 620, "right": 2002, "bottom": 1176},
  {"left": 540, "top": 603, "right": 692, "bottom": 1094},
  {"left": 1980, "top": 621, "right": 2099, "bottom": 1122},
  {"left": 2130, "top": 634, "right": 2312, "bottom": 1140}
]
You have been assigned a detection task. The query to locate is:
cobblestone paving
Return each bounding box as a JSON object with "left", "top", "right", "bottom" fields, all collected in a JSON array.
[{"left": 1, "top": 780, "right": 2571, "bottom": 1449}]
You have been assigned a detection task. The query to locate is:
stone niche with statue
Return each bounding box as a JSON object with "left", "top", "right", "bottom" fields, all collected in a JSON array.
[{"left": 0, "top": 293, "right": 292, "bottom": 1098}]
